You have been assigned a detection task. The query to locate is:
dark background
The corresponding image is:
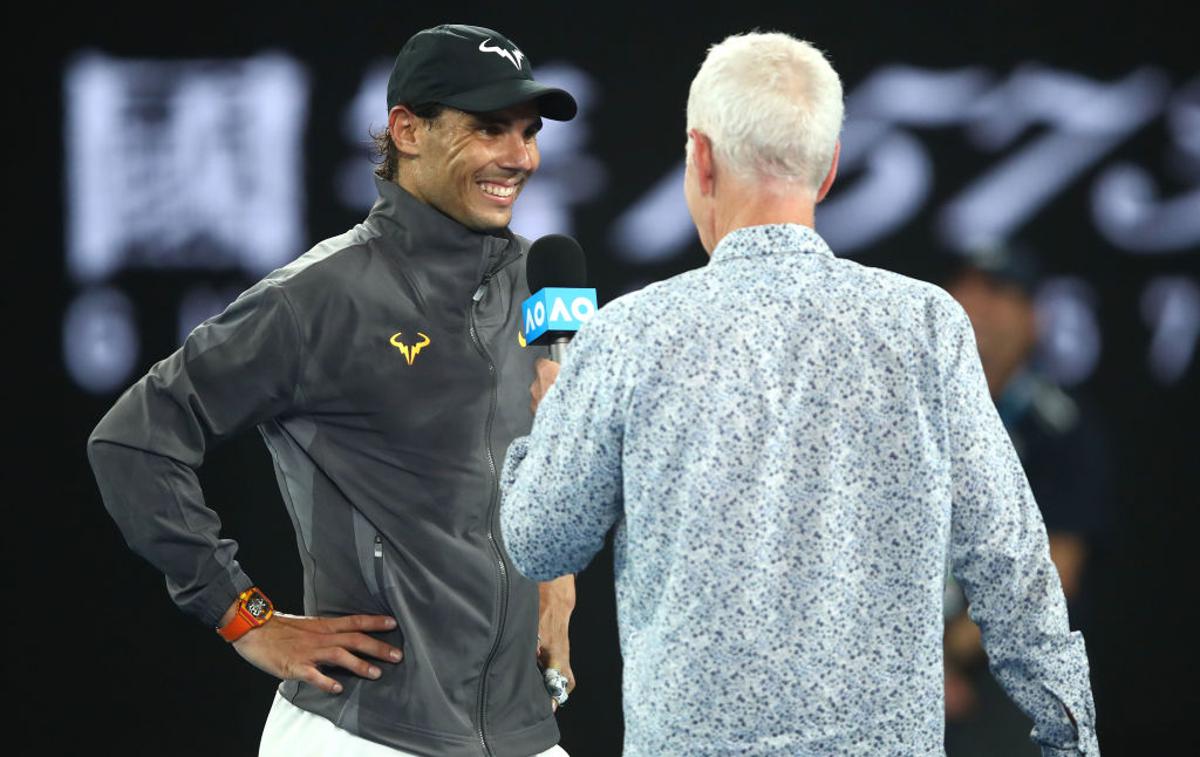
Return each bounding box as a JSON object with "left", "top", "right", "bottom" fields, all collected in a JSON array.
[{"left": 16, "top": 1, "right": 1197, "bottom": 754}]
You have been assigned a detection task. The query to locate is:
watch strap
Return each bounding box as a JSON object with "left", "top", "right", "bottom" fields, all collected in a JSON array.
[{"left": 216, "top": 587, "right": 274, "bottom": 642}]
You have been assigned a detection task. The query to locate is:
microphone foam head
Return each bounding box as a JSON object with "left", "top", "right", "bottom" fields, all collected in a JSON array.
[{"left": 526, "top": 234, "right": 588, "bottom": 292}]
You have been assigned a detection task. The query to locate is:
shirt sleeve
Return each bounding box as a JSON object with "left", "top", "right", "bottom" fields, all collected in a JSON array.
[
  {"left": 86, "top": 280, "right": 304, "bottom": 627},
  {"left": 939, "top": 299, "right": 1100, "bottom": 755},
  {"left": 500, "top": 315, "right": 629, "bottom": 582}
]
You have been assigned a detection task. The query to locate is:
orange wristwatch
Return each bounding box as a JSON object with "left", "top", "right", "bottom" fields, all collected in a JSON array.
[{"left": 216, "top": 587, "right": 275, "bottom": 642}]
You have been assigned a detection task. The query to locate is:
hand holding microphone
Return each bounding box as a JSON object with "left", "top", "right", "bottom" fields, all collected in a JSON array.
[
  {"left": 522, "top": 234, "right": 595, "bottom": 364},
  {"left": 529, "top": 359, "right": 559, "bottom": 415},
  {"left": 523, "top": 234, "right": 596, "bottom": 414}
]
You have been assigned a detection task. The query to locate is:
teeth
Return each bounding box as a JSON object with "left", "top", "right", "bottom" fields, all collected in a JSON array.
[{"left": 479, "top": 182, "right": 516, "bottom": 198}]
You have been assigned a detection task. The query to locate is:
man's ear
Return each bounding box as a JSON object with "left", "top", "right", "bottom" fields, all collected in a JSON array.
[
  {"left": 388, "top": 105, "right": 422, "bottom": 158},
  {"left": 689, "top": 129, "right": 716, "bottom": 197},
  {"left": 816, "top": 140, "right": 840, "bottom": 203}
]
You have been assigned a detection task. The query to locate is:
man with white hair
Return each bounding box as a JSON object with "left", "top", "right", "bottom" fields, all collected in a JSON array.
[{"left": 499, "top": 31, "right": 1099, "bottom": 755}]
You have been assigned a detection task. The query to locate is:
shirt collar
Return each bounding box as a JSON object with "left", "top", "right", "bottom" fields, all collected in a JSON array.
[
  {"left": 709, "top": 223, "right": 835, "bottom": 264},
  {"left": 996, "top": 366, "right": 1038, "bottom": 427}
]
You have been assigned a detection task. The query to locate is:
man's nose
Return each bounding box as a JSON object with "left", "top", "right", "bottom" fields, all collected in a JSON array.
[{"left": 497, "top": 131, "right": 536, "bottom": 173}]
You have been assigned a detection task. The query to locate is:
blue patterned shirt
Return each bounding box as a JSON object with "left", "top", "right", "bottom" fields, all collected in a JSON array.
[{"left": 501, "top": 224, "right": 1098, "bottom": 756}]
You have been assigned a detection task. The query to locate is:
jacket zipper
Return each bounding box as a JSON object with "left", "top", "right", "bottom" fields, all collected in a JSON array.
[
  {"left": 373, "top": 535, "right": 386, "bottom": 602},
  {"left": 470, "top": 272, "right": 505, "bottom": 757}
]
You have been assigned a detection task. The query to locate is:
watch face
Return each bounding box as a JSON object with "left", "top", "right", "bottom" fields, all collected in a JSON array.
[{"left": 245, "top": 592, "right": 271, "bottom": 621}]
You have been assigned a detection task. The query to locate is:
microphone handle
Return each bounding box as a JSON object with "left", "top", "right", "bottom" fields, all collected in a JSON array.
[{"left": 549, "top": 337, "right": 570, "bottom": 364}]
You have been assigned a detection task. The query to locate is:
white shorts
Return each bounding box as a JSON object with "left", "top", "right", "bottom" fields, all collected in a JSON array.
[{"left": 259, "top": 691, "right": 569, "bottom": 757}]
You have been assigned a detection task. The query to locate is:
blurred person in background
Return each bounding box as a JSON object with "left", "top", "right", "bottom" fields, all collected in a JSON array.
[
  {"left": 942, "top": 243, "right": 1111, "bottom": 756},
  {"left": 87, "top": 23, "right": 578, "bottom": 757}
]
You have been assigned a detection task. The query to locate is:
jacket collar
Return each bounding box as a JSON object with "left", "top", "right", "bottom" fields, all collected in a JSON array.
[{"left": 367, "top": 177, "right": 523, "bottom": 301}]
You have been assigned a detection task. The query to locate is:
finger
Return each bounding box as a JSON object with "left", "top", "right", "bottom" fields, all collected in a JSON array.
[
  {"left": 314, "top": 646, "right": 383, "bottom": 680},
  {"left": 310, "top": 614, "right": 398, "bottom": 634},
  {"left": 331, "top": 632, "right": 404, "bottom": 663},
  {"left": 296, "top": 663, "right": 345, "bottom": 695}
]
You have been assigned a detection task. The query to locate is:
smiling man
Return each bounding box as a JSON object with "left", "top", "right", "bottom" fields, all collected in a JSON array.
[
  {"left": 392, "top": 103, "right": 543, "bottom": 228},
  {"left": 88, "top": 23, "right": 577, "bottom": 757}
]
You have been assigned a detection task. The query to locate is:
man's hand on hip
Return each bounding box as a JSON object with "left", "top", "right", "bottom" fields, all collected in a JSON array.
[{"left": 230, "top": 611, "right": 403, "bottom": 695}]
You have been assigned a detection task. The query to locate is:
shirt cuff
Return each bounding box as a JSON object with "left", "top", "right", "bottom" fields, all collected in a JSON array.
[{"left": 188, "top": 568, "right": 255, "bottom": 628}]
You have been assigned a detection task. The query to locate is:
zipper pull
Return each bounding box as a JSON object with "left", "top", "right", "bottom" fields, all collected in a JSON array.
[
  {"left": 374, "top": 535, "right": 383, "bottom": 558},
  {"left": 473, "top": 275, "right": 492, "bottom": 303}
]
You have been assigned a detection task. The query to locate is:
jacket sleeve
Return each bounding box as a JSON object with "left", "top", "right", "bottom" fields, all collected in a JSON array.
[
  {"left": 500, "top": 315, "right": 629, "bottom": 582},
  {"left": 939, "top": 300, "right": 1100, "bottom": 755},
  {"left": 87, "top": 280, "right": 304, "bottom": 627}
]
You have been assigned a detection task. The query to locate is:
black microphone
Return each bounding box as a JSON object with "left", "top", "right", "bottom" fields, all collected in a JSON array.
[{"left": 524, "top": 234, "right": 595, "bottom": 363}]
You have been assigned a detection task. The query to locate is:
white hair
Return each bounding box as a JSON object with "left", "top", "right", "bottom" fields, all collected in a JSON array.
[{"left": 686, "top": 31, "right": 844, "bottom": 191}]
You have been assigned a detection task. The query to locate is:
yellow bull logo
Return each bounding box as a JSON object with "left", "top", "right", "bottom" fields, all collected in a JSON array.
[{"left": 389, "top": 331, "right": 431, "bottom": 365}]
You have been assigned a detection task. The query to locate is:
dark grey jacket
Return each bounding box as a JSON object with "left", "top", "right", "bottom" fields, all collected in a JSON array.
[{"left": 87, "top": 178, "right": 557, "bottom": 756}]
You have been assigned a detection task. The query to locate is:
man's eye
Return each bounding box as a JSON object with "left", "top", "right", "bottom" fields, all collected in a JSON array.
[{"left": 481, "top": 125, "right": 504, "bottom": 136}]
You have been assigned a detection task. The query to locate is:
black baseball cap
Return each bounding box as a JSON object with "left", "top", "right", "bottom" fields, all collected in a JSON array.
[{"left": 386, "top": 24, "right": 577, "bottom": 121}]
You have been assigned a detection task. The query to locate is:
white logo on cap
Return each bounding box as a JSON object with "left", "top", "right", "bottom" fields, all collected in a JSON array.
[{"left": 478, "top": 38, "right": 525, "bottom": 70}]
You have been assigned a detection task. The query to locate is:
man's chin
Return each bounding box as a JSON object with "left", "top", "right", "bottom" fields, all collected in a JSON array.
[
  {"left": 438, "top": 199, "right": 514, "bottom": 233},
  {"left": 465, "top": 209, "right": 514, "bottom": 233}
]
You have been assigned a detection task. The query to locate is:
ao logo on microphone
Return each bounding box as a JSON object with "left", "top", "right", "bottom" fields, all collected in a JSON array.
[{"left": 521, "top": 287, "right": 598, "bottom": 345}]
